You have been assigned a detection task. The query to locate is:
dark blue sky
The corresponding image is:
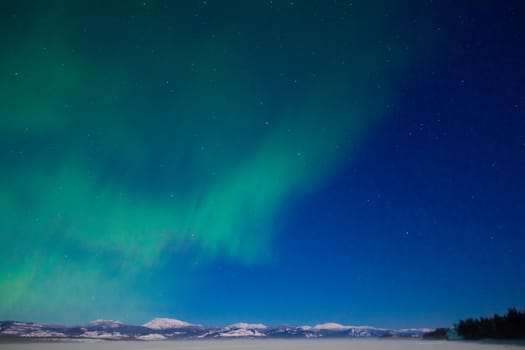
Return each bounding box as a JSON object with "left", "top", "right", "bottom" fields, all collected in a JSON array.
[
  {"left": 0, "top": 1, "right": 524, "bottom": 328},
  {"left": 166, "top": 1, "right": 525, "bottom": 328}
]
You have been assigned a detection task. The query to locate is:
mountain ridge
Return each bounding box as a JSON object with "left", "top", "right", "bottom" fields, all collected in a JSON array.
[{"left": 0, "top": 318, "right": 434, "bottom": 340}]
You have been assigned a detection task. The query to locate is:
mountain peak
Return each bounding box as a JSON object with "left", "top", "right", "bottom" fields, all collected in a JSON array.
[
  {"left": 312, "top": 323, "right": 351, "bottom": 330},
  {"left": 312, "top": 323, "right": 381, "bottom": 331},
  {"left": 142, "top": 317, "right": 197, "bottom": 329}
]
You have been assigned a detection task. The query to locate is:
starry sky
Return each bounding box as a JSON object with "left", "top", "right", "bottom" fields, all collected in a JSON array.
[{"left": 1, "top": 1, "right": 524, "bottom": 328}]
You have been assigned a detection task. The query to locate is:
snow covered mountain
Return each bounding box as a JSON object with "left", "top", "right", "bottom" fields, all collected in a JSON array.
[
  {"left": 201, "top": 327, "right": 267, "bottom": 338},
  {"left": 226, "top": 322, "right": 267, "bottom": 329},
  {"left": 0, "top": 321, "right": 67, "bottom": 338},
  {"left": 196, "top": 322, "right": 268, "bottom": 338},
  {"left": 142, "top": 317, "right": 200, "bottom": 330},
  {"left": 313, "top": 322, "right": 354, "bottom": 331},
  {"left": 0, "top": 319, "right": 433, "bottom": 341}
]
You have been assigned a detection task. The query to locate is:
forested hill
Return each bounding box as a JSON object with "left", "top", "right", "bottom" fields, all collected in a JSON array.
[{"left": 456, "top": 307, "right": 525, "bottom": 339}]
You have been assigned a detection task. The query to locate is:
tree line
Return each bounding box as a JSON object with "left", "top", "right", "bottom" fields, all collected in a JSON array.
[{"left": 455, "top": 307, "right": 525, "bottom": 339}]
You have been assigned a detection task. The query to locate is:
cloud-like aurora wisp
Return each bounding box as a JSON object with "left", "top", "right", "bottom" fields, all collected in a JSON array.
[{"left": 0, "top": 1, "right": 417, "bottom": 323}]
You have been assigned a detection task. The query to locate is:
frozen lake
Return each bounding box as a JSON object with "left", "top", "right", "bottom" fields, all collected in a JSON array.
[{"left": 1, "top": 339, "right": 524, "bottom": 350}]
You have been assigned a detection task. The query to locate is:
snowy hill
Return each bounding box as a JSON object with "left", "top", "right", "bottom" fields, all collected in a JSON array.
[
  {"left": 313, "top": 322, "right": 353, "bottom": 331},
  {"left": 142, "top": 317, "right": 199, "bottom": 330}
]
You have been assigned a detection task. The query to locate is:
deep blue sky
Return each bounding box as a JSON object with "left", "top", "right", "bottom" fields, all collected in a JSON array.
[
  {"left": 163, "top": 1, "right": 525, "bottom": 328},
  {"left": 0, "top": 1, "right": 524, "bottom": 328}
]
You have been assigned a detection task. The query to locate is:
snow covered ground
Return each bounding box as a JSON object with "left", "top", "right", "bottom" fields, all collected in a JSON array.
[{"left": 0, "top": 339, "right": 524, "bottom": 350}]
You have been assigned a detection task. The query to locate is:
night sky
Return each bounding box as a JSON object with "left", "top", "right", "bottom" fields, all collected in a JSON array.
[{"left": 1, "top": 1, "right": 524, "bottom": 328}]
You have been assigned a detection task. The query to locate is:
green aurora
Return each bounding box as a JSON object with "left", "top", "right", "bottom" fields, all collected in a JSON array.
[{"left": 0, "top": 1, "right": 431, "bottom": 323}]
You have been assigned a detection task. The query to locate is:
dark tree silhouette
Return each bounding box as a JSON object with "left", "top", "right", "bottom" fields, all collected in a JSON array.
[
  {"left": 422, "top": 328, "right": 448, "bottom": 339},
  {"left": 455, "top": 307, "right": 525, "bottom": 339}
]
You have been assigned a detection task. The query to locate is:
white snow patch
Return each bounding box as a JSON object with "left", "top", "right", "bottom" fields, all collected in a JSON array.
[
  {"left": 312, "top": 323, "right": 381, "bottom": 331},
  {"left": 13, "top": 322, "right": 42, "bottom": 327},
  {"left": 196, "top": 330, "right": 215, "bottom": 339},
  {"left": 227, "top": 322, "right": 267, "bottom": 329},
  {"left": 312, "top": 323, "right": 352, "bottom": 331},
  {"left": 305, "top": 332, "right": 319, "bottom": 338},
  {"left": 20, "top": 330, "right": 66, "bottom": 338},
  {"left": 142, "top": 317, "right": 198, "bottom": 329},
  {"left": 398, "top": 328, "right": 434, "bottom": 333},
  {"left": 220, "top": 329, "right": 266, "bottom": 337},
  {"left": 80, "top": 331, "right": 126, "bottom": 339},
  {"left": 136, "top": 333, "right": 167, "bottom": 341}
]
